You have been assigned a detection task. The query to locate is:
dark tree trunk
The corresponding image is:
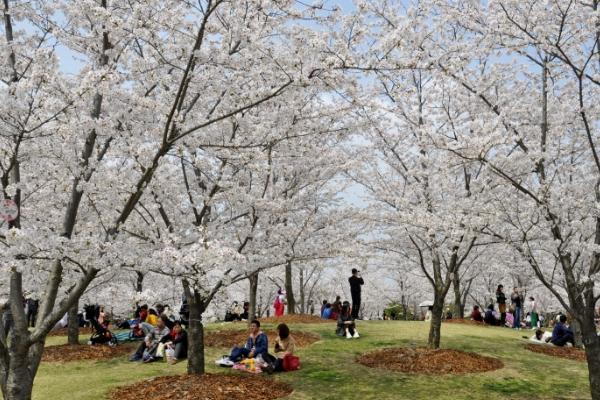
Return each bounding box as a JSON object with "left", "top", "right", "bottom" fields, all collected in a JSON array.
[
  {"left": 582, "top": 318, "right": 600, "bottom": 400},
  {"left": 299, "top": 268, "right": 305, "bottom": 314},
  {"left": 248, "top": 272, "right": 259, "bottom": 323},
  {"left": 135, "top": 271, "right": 144, "bottom": 293},
  {"left": 3, "top": 344, "right": 34, "bottom": 400},
  {"left": 428, "top": 292, "right": 444, "bottom": 349},
  {"left": 285, "top": 260, "right": 296, "bottom": 314},
  {"left": 67, "top": 300, "right": 79, "bottom": 345},
  {"left": 452, "top": 271, "right": 463, "bottom": 318},
  {"left": 186, "top": 298, "right": 205, "bottom": 375}
]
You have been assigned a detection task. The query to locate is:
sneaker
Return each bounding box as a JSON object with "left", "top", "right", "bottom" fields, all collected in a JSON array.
[
  {"left": 215, "top": 356, "right": 234, "bottom": 367},
  {"left": 353, "top": 331, "right": 360, "bottom": 338},
  {"left": 143, "top": 355, "right": 154, "bottom": 363}
]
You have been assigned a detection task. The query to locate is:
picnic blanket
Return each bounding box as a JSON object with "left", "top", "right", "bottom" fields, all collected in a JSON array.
[{"left": 232, "top": 361, "right": 263, "bottom": 374}]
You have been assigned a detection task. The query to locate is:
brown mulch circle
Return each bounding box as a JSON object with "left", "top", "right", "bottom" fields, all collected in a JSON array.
[
  {"left": 47, "top": 327, "right": 94, "bottom": 336},
  {"left": 357, "top": 347, "right": 503, "bottom": 374},
  {"left": 205, "top": 329, "right": 320, "bottom": 348},
  {"left": 525, "top": 343, "right": 587, "bottom": 362},
  {"left": 443, "top": 318, "right": 484, "bottom": 326},
  {"left": 259, "top": 314, "right": 333, "bottom": 324},
  {"left": 42, "top": 343, "right": 134, "bottom": 363},
  {"left": 109, "top": 374, "right": 292, "bottom": 400}
]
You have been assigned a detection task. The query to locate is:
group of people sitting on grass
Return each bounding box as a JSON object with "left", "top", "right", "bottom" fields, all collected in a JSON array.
[
  {"left": 129, "top": 315, "right": 188, "bottom": 363},
  {"left": 529, "top": 315, "right": 575, "bottom": 347},
  {"left": 216, "top": 320, "right": 299, "bottom": 373},
  {"left": 321, "top": 297, "right": 360, "bottom": 339},
  {"left": 469, "top": 303, "right": 547, "bottom": 329}
]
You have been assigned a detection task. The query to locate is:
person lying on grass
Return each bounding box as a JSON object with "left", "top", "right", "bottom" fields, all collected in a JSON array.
[
  {"left": 228, "top": 319, "right": 268, "bottom": 362},
  {"left": 161, "top": 321, "right": 188, "bottom": 364},
  {"left": 528, "top": 329, "right": 553, "bottom": 343},
  {"left": 129, "top": 315, "right": 170, "bottom": 362},
  {"left": 336, "top": 302, "right": 359, "bottom": 339}
]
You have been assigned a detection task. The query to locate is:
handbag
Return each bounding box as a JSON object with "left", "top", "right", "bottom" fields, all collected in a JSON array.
[
  {"left": 282, "top": 354, "right": 300, "bottom": 371},
  {"left": 156, "top": 343, "right": 165, "bottom": 358}
]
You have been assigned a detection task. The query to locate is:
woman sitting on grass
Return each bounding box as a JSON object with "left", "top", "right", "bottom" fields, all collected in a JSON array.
[
  {"left": 161, "top": 321, "right": 188, "bottom": 364},
  {"left": 264, "top": 323, "right": 297, "bottom": 373},
  {"left": 336, "top": 302, "right": 359, "bottom": 339}
]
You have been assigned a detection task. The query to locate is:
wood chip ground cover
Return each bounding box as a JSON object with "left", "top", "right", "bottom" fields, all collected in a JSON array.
[
  {"left": 525, "top": 343, "right": 586, "bottom": 361},
  {"left": 357, "top": 347, "right": 503, "bottom": 374},
  {"left": 205, "top": 329, "right": 320, "bottom": 348},
  {"left": 42, "top": 343, "right": 135, "bottom": 363},
  {"left": 109, "top": 374, "right": 292, "bottom": 400},
  {"left": 47, "top": 327, "right": 94, "bottom": 337}
]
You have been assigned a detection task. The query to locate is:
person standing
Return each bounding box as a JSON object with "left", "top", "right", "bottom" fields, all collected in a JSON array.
[
  {"left": 496, "top": 285, "right": 507, "bottom": 325},
  {"left": 26, "top": 298, "right": 38, "bottom": 328},
  {"left": 527, "top": 296, "right": 538, "bottom": 329},
  {"left": 349, "top": 268, "right": 364, "bottom": 319},
  {"left": 273, "top": 288, "right": 286, "bottom": 317},
  {"left": 511, "top": 287, "right": 523, "bottom": 330}
]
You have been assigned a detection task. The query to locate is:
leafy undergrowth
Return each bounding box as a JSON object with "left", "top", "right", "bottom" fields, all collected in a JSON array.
[
  {"left": 109, "top": 374, "right": 292, "bottom": 400},
  {"left": 525, "top": 343, "right": 587, "bottom": 361},
  {"left": 259, "top": 314, "right": 333, "bottom": 324},
  {"left": 42, "top": 343, "right": 134, "bottom": 362},
  {"left": 357, "top": 347, "right": 503, "bottom": 374},
  {"left": 205, "top": 329, "right": 320, "bottom": 348}
]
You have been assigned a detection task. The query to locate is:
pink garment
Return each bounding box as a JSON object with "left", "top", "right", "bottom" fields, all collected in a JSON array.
[{"left": 505, "top": 312, "right": 514, "bottom": 327}]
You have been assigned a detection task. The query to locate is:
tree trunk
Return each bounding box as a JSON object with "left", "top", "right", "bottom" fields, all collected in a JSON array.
[
  {"left": 582, "top": 318, "right": 600, "bottom": 400},
  {"left": 186, "top": 300, "right": 205, "bottom": 375},
  {"left": 135, "top": 271, "right": 144, "bottom": 293},
  {"left": 2, "top": 345, "right": 34, "bottom": 400},
  {"left": 299, "top": 268, "right": 305, "bottom": 314},
  {"left": 452, "top": 271, "right": 463, "bottom": 318},
  {"left": 285, "top": 260, "right": 296, "bottom": 314},
  {"left": 67, "top": 300, "right": 79, "bottom": 345},
  {"left": 248, "top": 272, "right": 258, "bottom": 323},
  {"left": 428, "top": 292, "right": 444, "bottom": 349},
  {"left": 571, "top": 318, "right": 583, "bottom": 348}
]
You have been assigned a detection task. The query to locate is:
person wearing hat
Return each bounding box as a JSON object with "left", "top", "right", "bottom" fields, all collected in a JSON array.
[{"left": 348, "top": 268, "right": 364, "bottom": 319}]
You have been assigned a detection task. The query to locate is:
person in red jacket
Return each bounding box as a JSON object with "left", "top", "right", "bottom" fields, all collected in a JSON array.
[
  {"left": 274, "top": 288, "right": 286, "bottom": 317},
  {"left": 470, "top": 305, "right": 483, "bottom": 322}
]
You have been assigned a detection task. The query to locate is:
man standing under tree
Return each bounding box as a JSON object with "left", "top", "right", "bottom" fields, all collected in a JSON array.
[{"left": 349, "top": 268, "right": 364, "bottom": 319}]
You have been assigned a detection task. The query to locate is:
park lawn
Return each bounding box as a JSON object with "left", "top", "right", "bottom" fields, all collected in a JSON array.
[{"left": 34, "top": 321, "right": 591, "bottom": 400}]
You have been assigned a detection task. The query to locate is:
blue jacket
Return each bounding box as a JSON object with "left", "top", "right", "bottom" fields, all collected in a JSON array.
[
  {"left": 552, "top": 322, "right": 573, "bottom": 342},
  {"left": 244, "top": 332, "right": 268, "bottom": 357}
]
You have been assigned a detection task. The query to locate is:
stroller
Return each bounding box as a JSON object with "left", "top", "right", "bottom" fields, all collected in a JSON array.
[{"left": 84, "top": 304, "right": 117, "bottom": 346}]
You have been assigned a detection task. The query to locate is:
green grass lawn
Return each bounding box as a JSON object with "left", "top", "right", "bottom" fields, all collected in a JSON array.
[{"left": 34, "top": 321, "right": 591, "bottom": 400}]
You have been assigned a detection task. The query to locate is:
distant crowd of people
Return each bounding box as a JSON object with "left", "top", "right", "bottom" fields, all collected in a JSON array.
[{"left": 464, "top": 285, "right": 542, "bottom": 330}]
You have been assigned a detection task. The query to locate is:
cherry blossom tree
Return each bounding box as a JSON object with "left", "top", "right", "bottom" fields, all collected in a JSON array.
[{"left": 0, "top": 0, "right": 335, "bottom": 397}]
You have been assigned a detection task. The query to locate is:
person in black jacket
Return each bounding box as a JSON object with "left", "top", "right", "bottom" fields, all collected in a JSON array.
[
  {"left": 496, "top": 285, "right": 507, "bottom": 325},
  {"left": 348, "top": 268, "right": 364, "bottom": 319},
  {"left": 162, "top": 321, "right": 188, "bottom": 363}
]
